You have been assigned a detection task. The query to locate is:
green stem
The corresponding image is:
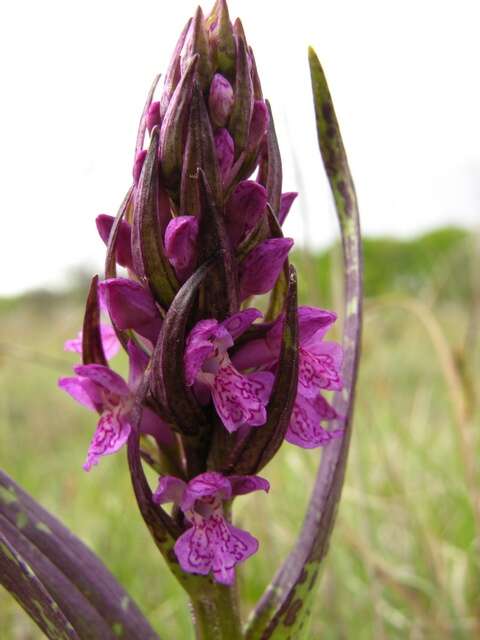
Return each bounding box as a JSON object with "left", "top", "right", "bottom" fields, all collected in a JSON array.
[{"left": 190, "top": 582, "right": 243, "bottom": 640}]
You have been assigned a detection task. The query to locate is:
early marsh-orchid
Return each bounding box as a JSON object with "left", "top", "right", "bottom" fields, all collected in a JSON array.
[{"left": 1, "top": 3, "right": 362, "bottom": 639}]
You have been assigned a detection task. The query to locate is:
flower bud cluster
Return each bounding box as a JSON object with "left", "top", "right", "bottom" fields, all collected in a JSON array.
[{"left": 59, "top": 0, "right": 343, "bottom": 585}]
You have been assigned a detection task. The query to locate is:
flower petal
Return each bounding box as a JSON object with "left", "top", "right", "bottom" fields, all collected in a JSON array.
[
  {"left": 212, "top": 520, "right": 258, "bottom": 585},
  {"left": 99, "top": 278, "right": 162, "bottom": 345},
  {"left": 174, "top": 520, "right": 214, "bottom": 577},
  {"left": 140, "top": 408, "right": 176, "bottom": 449},
  {"left": 225, "top": 180, "right": 267, "bottom": 246},
  {"left": 298, "top": 342, "right": 343, "bottom": 396},
  {"left": 231, "top": 337, "right": 277, "bottom": 371},
  {"left": 146, "top": 101, "right": 161, "bottom": 132},
  {"left": 209, "top": 73, "right": 234, "bottom": 128},
  {"left": 164, "top": 215, "right": 199, "bottom": 282},
  {"left": 220, "top": 308, "right": 262, "bottom": 340},
  {"left": 214, "top": 128, "right": 234, "bottom": 181},
  {"left": 228, "top": 475, "right": 270, "bottom": 496},
  {"left": 298, "top": 306, "right": 337, "bottom": 345},
  {"left": 174, "top": 515, "right": 259, "bottom": 585},
  {"left": 211, "top": 360, "right": 271, "bottom": 432},
  {"left": 181, "top": 472, "right": 232, "bottom": 512},
  {"left": 83, "top": 411, "right": 131, "bottom": 471},
  {"left": 153, "top": 476, "right": 187, "bottom": 506},
  {"left": 96, "top": 214, "right": 133, "bottom": 271},
  {"left": 73, "top": 364, "right": 130, "bottom": 398},
  {"left": 278, "top": 192, "right": 298, "bottom": 226},
  {"left": 239, "top": 238, "right": 293, "bottom": 301},
  {"left": 184, "top": 320, "right": 233, "bottom": 385},
  {"left": 64, "top": 324, "right": 120, "bottom": 361},
  {"left": 58, "top": 376, "right": 102, "bottom": 412},
  {"left": 286, "top": 394, "right": 343, "bottom": 449},
  {"left": 247, "top": 100, "right": 269, "bottom": 151}
]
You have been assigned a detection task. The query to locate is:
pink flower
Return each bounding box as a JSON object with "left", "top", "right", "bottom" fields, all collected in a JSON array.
[
  {"left": 154, "top": 471, "right": 269, "bottom": 584},
  {"left": 64, "top": 324, "right": 120, "bottom": 361},
  {"left": 233, "top": 306, "right": 344, "bottom": 448},
  {"left": 184, "top": 309, "right": 274, "bottom": 433},
  {"left": 59, "top": 341, "right": 170, "bottom": 470}
]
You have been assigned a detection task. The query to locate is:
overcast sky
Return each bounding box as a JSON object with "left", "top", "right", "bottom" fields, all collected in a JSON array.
[{"left": 1, "top": 0, "right": 479, "bottom": 295}]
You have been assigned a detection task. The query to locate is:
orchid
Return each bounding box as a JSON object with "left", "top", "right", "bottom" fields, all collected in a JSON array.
[
  {"left": 1, "top": 2, "right": 362, "bottom": 638},
  {"left": 154, "top": 471, "right": 269, "bottom": 584}
]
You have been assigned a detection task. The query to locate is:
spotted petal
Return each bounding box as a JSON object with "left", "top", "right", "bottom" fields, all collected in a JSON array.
[
  {"left": 298, "top": 342, "right": 343, "bottom": 397},
  {"left": 83, "top": 411, "right": 131, "bottom": 471},
  {"left": 211, "top": 361, "right": 273, "bottom": 432},
  {"left": 286, "top": 393, "right": 343, "bottom": 449},
  {"left": 181, "top": 472, "right": 232, "bottom": 512},
  {"left": 174, "top": 514, "right": 258, "bottom": 585}
]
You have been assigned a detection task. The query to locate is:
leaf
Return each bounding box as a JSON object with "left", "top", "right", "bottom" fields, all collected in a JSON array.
[
  {"left": 104, "top": 186, "right": 135, "bottom": 350},
  {"left": 229, "top": 32, "right": 253, "bottom": 155},
  {"left": 180, "top": 81, "right": 221, "bottom": 216},
  {"left": 159, "top": 54, "right": 199, "bottom": 187},
  {"left": 258, "top": 101, "right": 282, "bottom": 217},
  {"left": 197, "top": 171, "right": 239, "bottom": 319},
  {"left": 133, "top": 127, "right": 179, "bottom": 308},
  {"left": 135, "top": 74, "right": 161, "bottom": 161},
  {"left": 81, "top": 276, "right": 107, "bottom": 366},
  {"left": 245, "top": 47, "right": 363, "bottom": 640},
  {"left": 0, "top": 470, "right": 160, "bottom": 640},
  {"left": 0, "top": 528, "right": 79, "bottom": 640},
  {"left": 152, "top": 257, "right": 217, "bottom": 437}
]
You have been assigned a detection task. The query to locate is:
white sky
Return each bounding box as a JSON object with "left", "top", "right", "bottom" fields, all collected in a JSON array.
[{"left": 1, "top": 0, "right": 479, "bottom": 295}]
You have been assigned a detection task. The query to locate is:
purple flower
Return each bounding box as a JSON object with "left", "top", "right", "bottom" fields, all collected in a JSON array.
[
  {"left": 64, "top": 324, "right": 120, "bottom": 360},
  {"left": 184, "top": 310, "right": 274, "bottom": 433},
  {"left": 208, "top": 73, "right": 235, "bottom": 128},
  {"left": 95, "top": 214, "right": 133, "bottom": 271},
  {"left": 214, "top": 128, "right": 234, "bottom": 181},
  {"left": 239, "top": 237, "right": 294, "bottom": 301},
  {"left": 153, "top": 471, "right": 269, "bottom": 584},
  {"left": 99, "top": 278, "right": 162, "bottom": 346},
  {"left": 225, "top": 180, "right": 267, "bottom": 246},
  {"left": 59, "top": 341, "right": 168, "bottom": 470},
  {"left": 164, "top": 215, "right": 199, "bottom": 282},
  {"left": 233, "top": 306, "right": 344, "bottom": 448}
]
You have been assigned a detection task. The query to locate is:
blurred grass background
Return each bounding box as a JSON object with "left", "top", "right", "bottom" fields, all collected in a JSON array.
[{"left": 1, "top": 226, "right": 479, "bottom": 639}]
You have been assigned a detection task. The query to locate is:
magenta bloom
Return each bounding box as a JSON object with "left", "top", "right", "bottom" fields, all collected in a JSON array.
[
  {"left": 64, "top": 324, "right": 120, "bottom": 360},
  {"left": 59, "top": 341, "right": 168, "bottom": 470},
  {"left": 99, "top": 278, "right": 162, "bottom": 346},
  {"left": 184, "top": 310, "right": 274, "bottom": 433},
  {"left": 154, "top": 471, "right": 269, "bottom": 584},
  {"left": 233, "top": 306, "right": 344, "bottom": 448}
]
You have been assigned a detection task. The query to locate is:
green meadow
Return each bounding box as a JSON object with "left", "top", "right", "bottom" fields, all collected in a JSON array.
[{"left": 1, "top": 227, "right": 479, "bottom": 639}]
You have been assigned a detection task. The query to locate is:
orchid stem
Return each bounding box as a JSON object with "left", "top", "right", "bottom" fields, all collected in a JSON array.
[{"left": 190, "top": 583, "right": 243, "bottom": 640}]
